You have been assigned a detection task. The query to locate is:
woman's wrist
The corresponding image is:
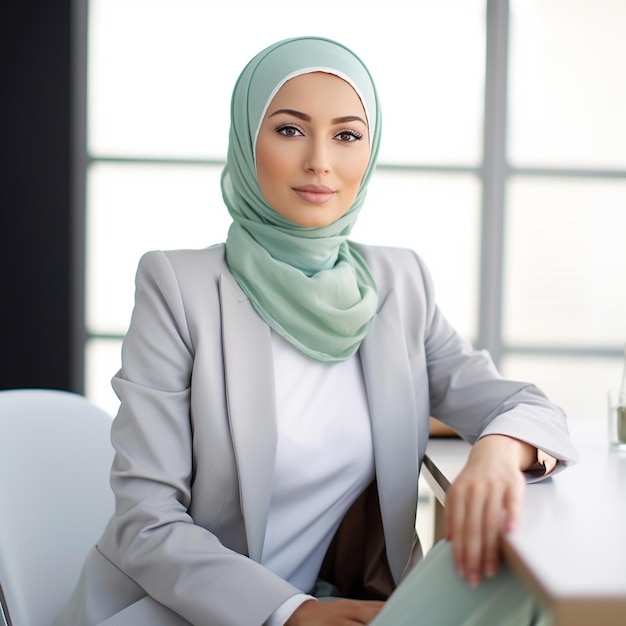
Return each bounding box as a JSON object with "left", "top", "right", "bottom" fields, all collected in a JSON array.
[{"left": 473, "top": 434, "right": 538, "bottom": 471}]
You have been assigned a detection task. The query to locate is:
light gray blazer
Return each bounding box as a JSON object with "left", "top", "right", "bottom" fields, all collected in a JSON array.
[{"left": 56, "top": 243, "right": 578, "bottom": 626}]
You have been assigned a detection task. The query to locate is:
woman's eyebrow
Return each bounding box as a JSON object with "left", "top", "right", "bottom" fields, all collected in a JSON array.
[
  {"left": 269, "top": 109, "right": 367, "bottom": 126},
  {"left": 332, "top": 115, "right": 367, "bottom": 126},
  {"left": 269, "top": 108, "right": 310, "bottom": 121}
]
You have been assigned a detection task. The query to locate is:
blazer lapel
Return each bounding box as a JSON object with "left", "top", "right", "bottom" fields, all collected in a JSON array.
[
  {"left": 219, "top": 273, "right": 276, "bottom": 562},
  {"left": 360, "top": 289, "right": 420, "bottom": 583}
]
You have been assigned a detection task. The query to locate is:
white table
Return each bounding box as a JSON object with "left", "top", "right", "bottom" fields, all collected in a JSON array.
[{"left": 422, "top": 421, "right": 626, "bottom": 626}]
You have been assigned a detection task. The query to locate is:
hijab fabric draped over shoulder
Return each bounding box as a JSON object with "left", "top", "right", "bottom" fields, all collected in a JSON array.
[{"left": 222, "top": 36, "right": 382, "bottom": 363}]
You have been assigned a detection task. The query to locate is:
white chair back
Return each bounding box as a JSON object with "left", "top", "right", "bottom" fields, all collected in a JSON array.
[{"left": 0, "top": 389, "right": 114, "bottom": 626}]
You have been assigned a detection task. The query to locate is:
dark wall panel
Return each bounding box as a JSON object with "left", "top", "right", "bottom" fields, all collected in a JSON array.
[{"left": 1, "top": 1, "right": 78, "bottom": 391}]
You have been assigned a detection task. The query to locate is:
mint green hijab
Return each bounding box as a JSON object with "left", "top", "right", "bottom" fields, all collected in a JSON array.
[{"left": 222, "top": 36, "right": 381, "bottom": 362}]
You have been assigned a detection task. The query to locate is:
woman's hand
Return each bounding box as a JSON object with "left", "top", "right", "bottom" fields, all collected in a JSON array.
[
  {"left": 443, "top": 434, "right": 537, "bottom": 587},
  {"left": 285, "top": 599, "right": 384, "bottom": 625}
]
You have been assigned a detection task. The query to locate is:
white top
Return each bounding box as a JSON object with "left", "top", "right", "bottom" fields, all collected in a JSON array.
[{"left": 262, "top": 332, "right": 375, "bottom": 624}]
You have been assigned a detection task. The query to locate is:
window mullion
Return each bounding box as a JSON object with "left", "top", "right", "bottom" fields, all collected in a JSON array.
[
  {"left": 72, "top": 0, "right": 89, "bottom": 393},
  {"left": 478, "top": 0, "right": 510, "bottom": 365}
]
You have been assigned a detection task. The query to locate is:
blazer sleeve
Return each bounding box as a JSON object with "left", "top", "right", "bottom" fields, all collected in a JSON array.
[
  {"left": 408, "top": 249, "right": 578, "bottom": 468},
  {"left": 103, "top": 250, "right": 299, "bottom": 626}
]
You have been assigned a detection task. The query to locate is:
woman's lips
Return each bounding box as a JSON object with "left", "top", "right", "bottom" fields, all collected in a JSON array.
[{"left": 292, "top": 185, "right": 335, "bottom": 204}]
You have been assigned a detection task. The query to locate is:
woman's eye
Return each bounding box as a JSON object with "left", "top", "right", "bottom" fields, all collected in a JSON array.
[
  {"left": 336, "top": 129, "right": 364, "bottom": 142},
  {"left": 276, "top": 124, "right": 304, "bottom": 137}
]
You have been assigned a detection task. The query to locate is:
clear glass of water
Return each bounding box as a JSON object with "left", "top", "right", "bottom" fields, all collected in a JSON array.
[{"left": 608, "top": 389, "right": 626, "bottom": 451}]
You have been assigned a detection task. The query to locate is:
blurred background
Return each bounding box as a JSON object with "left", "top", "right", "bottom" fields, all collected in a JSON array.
[{"left": 3, "top": 0, "right": 626, "bottom": 422}]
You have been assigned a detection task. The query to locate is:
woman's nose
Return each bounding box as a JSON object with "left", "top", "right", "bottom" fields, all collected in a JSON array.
[{"left": 303, "top": 141, "right": 331, "bottom": 174}]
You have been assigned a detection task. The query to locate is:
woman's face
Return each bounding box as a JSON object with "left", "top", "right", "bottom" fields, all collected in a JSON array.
[{"left": 255, "top": 72, "right": 370, "bottom": 228}]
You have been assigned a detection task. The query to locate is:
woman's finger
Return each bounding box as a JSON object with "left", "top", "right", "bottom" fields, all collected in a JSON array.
[
  {"left": 502, "top": 472, "right": 525, "bottom": 532},
  {"left": 481, "top": 483, "right": 506, "bottom": 578},
  {"left": 444, "top": 483, "right": 468, "bottom": 578}
]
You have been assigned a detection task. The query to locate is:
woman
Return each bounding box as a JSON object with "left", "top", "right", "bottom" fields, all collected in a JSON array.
[{"left": 57, "top": 36, "right": 577, "bottom": 625}]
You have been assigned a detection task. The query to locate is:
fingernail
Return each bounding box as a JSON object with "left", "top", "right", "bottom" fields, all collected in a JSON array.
[
  {"left": 466, "top": 571, "right": 480, "bottom": 587},
  {"left": 484, "top": 562, "right": 497, "bottom": 577}
]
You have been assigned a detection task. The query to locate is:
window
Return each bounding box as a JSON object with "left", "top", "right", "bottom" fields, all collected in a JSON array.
[{"left": 79, "top": 0, "right": 626, "bottom": 421}]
